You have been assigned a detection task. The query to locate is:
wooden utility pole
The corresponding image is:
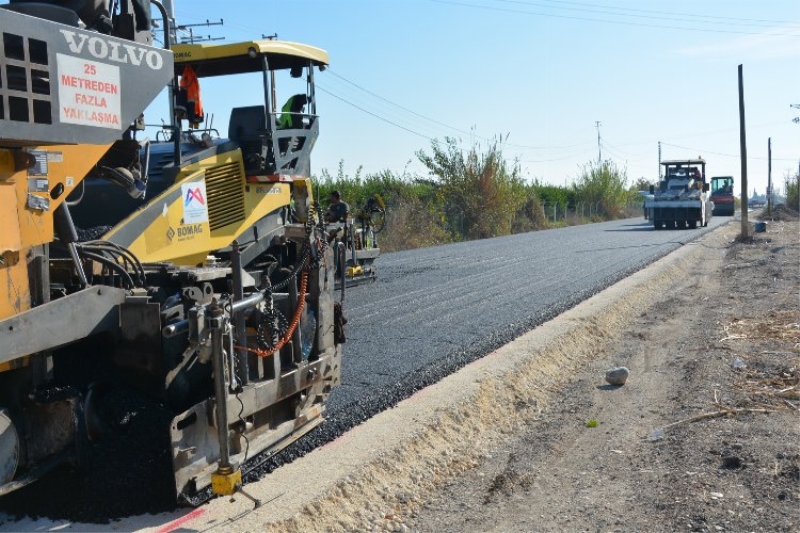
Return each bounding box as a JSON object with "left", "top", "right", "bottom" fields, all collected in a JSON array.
[
  {"left": 738, "top": 65, "right": 748, "bottom": 239},
  {"left": 767, "top": 137, "right": 772, "bottom": 215}
]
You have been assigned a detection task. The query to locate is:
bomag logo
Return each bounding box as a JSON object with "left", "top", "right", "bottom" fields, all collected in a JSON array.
[
  {"left": 256, "top": 186, "right": 281, "bottom": 195},
  {"left": 177, "top": 224, "right": 204, "bottom": 237},
  {"left": 184, "top": 186, "right": 206, "bottom": 206}
]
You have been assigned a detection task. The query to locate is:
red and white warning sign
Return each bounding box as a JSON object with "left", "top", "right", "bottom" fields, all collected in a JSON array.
[{"left": 57, "top": 53, "right": 121, "bottom": 128}]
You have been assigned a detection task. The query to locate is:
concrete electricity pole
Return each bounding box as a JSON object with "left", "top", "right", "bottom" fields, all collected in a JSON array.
[
  {"left": 595, "top": 121, "right": 602, "bottom": 164},
  {"left": 767, "top": 137, "right": 772, "bottom": 214},
  {"left": 658, "top": 141, "right": 662, "bottom": 180},
  {"left": 738, "top": 64, "right": 749, "bottom": 239}
]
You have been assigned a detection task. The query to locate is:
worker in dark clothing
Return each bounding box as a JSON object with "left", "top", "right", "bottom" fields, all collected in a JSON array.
[
  {"left": 324, "top": 190, "right": 349, "bottom": 223},
  {"left": 325, "top": 191, "right": 349, "bottom": 244}
]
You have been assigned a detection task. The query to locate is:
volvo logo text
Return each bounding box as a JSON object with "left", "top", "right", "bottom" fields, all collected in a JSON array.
[{"left": 60, "top": 30, "right": 164, "bottom": 70}]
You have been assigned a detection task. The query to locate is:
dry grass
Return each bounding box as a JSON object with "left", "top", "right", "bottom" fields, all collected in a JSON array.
[
  {"left": 719, "top": 308, "right": 800, "bottom": 411},
  {"left": 720, "top": 309, "right": 800, "bottom": 347}
]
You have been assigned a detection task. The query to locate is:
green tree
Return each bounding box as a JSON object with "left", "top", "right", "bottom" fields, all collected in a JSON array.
[
  {"left": 416, "top": 136, "right": 525, "bottom": 240},
  {"left": 572, "top": 160, "right": 633, "bottom": 218},
  {"left": 632, "top": 176, "right": 652, "bottom": 191},
  {"left": 786, "top": 167, "right": 800, "bottom": 211}
]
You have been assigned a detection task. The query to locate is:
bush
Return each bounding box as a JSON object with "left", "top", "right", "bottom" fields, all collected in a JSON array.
[
  {"left": 314, "top": 162, "right": 451, "bottom": 252},
  {"left": 786, "top": 171, "right": 800, "bottom": 211},
  {"left": 511, "top": 193, "right": 548, "bottom": 233},
  {"left": 416, "top": 136, "right": 525, "bottom": 241},
  {"left": 312, "top": 153, "right": 647, "bottom": 254},
  {"left": 572, "top": 160, "right": 632, "bottom": 219},
  {"left": 378, "top": 195, "right": 453, "bottom": 252}
]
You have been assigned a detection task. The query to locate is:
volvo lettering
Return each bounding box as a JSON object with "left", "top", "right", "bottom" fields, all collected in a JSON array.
[{"left": 59, "top": 29, "right": 165, "bottom": 69}]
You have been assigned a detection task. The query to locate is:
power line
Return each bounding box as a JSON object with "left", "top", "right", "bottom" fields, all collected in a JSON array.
[
  {"left": 520, "top": 149, "right": 594, "bottom": 163},
  {"left": 325, "top": 68, "right": 593, "bottom": 151},
  {"left": 316, "top": 84, "right": 434, "bottom": 142},
  {"left": 492, "top": 0, "right": 797, "bottom": 28},
  {"left": 600, "top": 140, "right": 650, "bottom": 162},
  {"left": 326, "top": 69, "right": 479, "bottom": 139},
  {"left": 661, "top": 142, "right": 798, "bottom": 162},
  {"left": 318, "top": 78, "right": 454, "bottom": 141},
  {"left": 572, "top": 121, "right": 796, "bottom": 151},
  {"left": 428, "top": 0, "right": 800, "bottom": 36},
  {"left": 318, "top": 83, "right": 598, "bottom": 166},
  {"left": 316, "top": 75, "right": 796, "bottom": 169}
]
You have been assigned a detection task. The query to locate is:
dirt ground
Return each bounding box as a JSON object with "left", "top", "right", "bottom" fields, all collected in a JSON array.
[{"left": 410, "top": 210, "right": 799, "bottom": 533}]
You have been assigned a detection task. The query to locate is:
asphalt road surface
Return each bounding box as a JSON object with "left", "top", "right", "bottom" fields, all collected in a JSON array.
[{"left": 327, "top": 215, "right": 731, "bottom": 418}]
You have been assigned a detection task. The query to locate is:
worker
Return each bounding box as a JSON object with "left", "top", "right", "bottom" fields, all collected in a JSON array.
[
  {"left": 277, "top": 94, "right": 308, "bottom": 129},
  {"left": 178, "top": 65, "right": 204, "bottom": 129},
  {"left": 324, "top": 190, "right": 349, "bottom": 223}
]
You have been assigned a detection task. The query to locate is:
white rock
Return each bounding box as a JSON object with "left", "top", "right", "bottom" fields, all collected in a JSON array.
[{"left": 605, "top": 366, "right": 630, "bottom": 386}]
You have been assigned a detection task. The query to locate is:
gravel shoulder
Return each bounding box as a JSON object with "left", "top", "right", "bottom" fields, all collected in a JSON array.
[{"left": 413, "top": 212, "right": 799, "bottom": 533}]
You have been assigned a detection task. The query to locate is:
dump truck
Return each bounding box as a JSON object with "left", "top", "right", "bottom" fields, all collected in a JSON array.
[{"left": 645, "top": 158, "right": 713, "bottom": 229}]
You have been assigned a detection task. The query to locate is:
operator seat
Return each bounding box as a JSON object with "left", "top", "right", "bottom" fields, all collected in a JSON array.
[{"left": 228, "top": 106, "right": 272, "bottom": 174}]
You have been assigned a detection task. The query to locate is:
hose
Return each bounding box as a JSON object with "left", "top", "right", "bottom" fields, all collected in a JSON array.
[
  {"left": 235, "top": 270, "right": 308, "bottom": 358},
  {"left": 84, "top": 240, "right": 146, "bottom": 286},
  {"left": 78, "top": 250, "right": 136, "bottom": 289}
]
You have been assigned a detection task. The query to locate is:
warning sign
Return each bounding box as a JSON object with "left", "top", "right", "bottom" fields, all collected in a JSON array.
[
  {"left": 57, "top": 53, "right": 121, "bottom": 128},
  {"left": 181, "top": 182, "right": 209, "bottom": 224}
]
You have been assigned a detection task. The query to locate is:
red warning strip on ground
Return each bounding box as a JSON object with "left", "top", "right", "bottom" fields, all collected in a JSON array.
[{"left": 154, "top": 508, "right": 206, "bottom": 533}]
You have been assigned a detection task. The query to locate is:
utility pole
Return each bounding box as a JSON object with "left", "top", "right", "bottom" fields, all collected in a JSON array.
[
  {"left": 767, "top": 137, "right": 772, "bottom": 214},
  {"left": 595, "top": 121, "right": 602, "bottom": 164},
  {"left": 738, "top": 64, "right": 749, "bottom": 239},
  {"left": 658, "top": 141, "right": 662, "bottom": 180}
]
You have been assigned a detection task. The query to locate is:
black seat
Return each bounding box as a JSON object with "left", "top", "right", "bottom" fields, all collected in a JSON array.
[
  {"left": 229, "top": 106, "right": 267, "bottom": 141},
  {"left": 229, "top": 106, "right": 271, "bottom": 173}
]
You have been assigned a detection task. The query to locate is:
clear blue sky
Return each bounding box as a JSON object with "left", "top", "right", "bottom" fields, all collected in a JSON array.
[{"left": 146, "top": 0, "right": 800, "bottom": 196}]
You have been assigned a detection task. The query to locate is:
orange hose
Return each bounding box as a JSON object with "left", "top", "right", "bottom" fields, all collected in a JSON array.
[{"left": 234, "top": 270, "right": 309, "bottom": 358}]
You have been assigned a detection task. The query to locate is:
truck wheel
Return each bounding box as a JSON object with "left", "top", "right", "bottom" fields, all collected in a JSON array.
[
  {"left": 688, "top": 220, "right": 697, "bottom": 229},
  {"left": 677, "top": 220, "right": 687, "bottom": 229}
]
